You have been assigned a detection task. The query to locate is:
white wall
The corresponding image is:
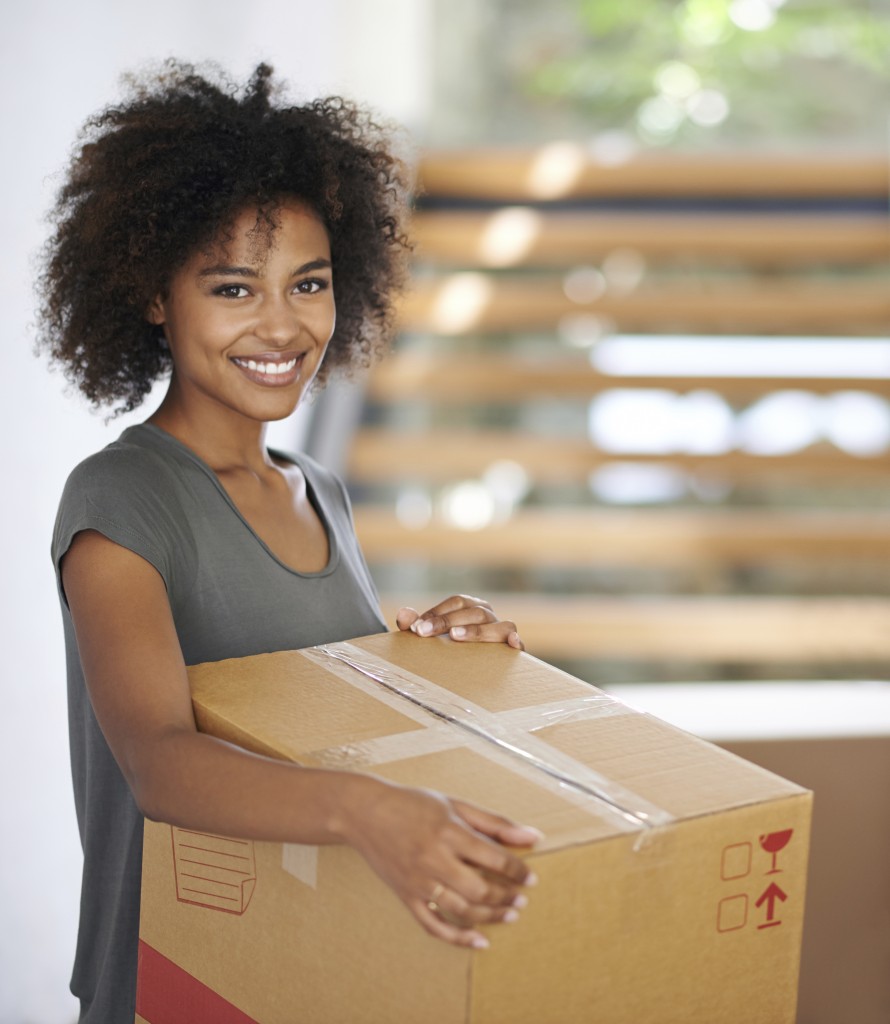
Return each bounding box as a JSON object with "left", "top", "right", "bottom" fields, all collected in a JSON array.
[{"left": 0, "top": 3, "right": 429, "bottom": 1020}]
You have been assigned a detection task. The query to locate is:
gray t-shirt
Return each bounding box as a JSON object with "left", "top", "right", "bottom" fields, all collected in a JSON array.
[{"left": 52, "top": 423, "right": 386, "bottom": 1023}]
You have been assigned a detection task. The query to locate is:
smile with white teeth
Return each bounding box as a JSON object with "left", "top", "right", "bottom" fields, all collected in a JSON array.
[{"left": 232, "top": 356, "right": 299, "bottom": 375}]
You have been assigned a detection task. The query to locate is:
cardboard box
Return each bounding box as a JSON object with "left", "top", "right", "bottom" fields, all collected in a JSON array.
[
  {"left": 136, "top": 633, "right": 811, "bottom": 1024},
  {"left": 611, "top": 681, "right": 890, "bottom": 1024}
]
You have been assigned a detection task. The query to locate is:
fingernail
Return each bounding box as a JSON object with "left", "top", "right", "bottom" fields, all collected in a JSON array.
[
  {"left": 471, "top": 934, "right": 490, "bottom": 950},
  {"left": 503, "top": 909, "right": 520, "bottom": 924},
  {"left": 451, "top": 626, "right": 466, "bottom": 639},
  {"left": 525, "top": 872, "right": 539, "bottom": 887},
  {"left": 410, "top": 620, "right": 420, "bottom": 634},
  {"left": 417, "top": 620, "right": 433, "bottom": 636},
  {"left": 512, "top": 893, "right": 528, "bottom": 909}
]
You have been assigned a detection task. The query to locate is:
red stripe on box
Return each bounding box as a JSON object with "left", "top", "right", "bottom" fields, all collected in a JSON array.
[{"left": 136, "top": 940, "right": 260, "bottom": 1024}]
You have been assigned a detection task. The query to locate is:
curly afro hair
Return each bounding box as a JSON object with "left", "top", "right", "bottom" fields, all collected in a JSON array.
[{"left": 37, "top": 60, "right": 413, "bottom": 415}]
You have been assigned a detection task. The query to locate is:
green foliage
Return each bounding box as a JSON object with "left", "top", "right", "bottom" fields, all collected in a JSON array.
[{"left": 521, "top": 0, "right": 890, "bottom": 146}]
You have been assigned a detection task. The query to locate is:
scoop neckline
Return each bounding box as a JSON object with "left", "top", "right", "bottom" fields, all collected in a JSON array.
[{"left": 126, "top": 422, "right": 340, "bottom": 580}]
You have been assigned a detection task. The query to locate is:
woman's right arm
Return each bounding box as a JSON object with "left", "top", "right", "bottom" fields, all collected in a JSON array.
[{"left": 62, "top": 529, "right": 540, "bottom": 948}]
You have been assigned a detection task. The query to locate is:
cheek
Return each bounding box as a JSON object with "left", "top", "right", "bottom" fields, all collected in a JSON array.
[
  {"left": 315, "top": 297, "right": 337, "bottom": 344},
  {"left": 165, "top": 310, "right": 231, "bottom": 368}
]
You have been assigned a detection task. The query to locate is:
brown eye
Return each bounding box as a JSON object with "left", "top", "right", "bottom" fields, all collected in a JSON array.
[
  {"left": 296, "top": 278, "right": 328, "bottom": 294},
  {"left": 214, "top": 284, "right": 249, "bottom": 299}
]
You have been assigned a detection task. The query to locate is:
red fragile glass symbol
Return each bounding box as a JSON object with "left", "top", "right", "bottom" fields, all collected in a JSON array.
[{"left": 759, "top": 829, "right": 793, "bottom": 874}]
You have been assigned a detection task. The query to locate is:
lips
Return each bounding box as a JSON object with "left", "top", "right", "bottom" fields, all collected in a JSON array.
[{"left": 231, "top": 353, "right": 304, "bottom": 387}]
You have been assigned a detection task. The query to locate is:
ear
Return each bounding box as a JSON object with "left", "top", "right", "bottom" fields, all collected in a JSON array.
[{"left": 146, "top": 295, "right": 166, "bottom": 325}]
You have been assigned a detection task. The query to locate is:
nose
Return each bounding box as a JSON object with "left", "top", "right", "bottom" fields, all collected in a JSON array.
[{"left": 254, "top": 295, "right": 301, "bottom": 348}]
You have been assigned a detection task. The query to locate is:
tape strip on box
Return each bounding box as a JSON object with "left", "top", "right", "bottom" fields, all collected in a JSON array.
[{"left": 302, "top": 642, "right": 673, "bottom": 834}]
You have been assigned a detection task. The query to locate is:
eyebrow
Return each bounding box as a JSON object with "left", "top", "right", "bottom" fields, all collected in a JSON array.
[{"left": 198, "top": 258, "right": 332, "bottom": 278}]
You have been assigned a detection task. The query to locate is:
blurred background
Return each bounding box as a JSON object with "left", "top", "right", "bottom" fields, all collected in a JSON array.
[
  {"left": 2, "top": 0, "right": 888, "bottom": 1021},
  {"left": 355, "top": 0, "right": 890, "bottom": 689}
]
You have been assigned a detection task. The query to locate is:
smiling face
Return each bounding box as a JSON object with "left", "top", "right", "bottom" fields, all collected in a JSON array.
[{"left": 148, "top": 199, "right": 335, "bottom": 429}]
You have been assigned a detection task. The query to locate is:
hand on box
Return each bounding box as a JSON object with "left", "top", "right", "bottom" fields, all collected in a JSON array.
[
  {"left": 396, "top": 594, "right": 524, "bottom": 650},
  {"left": 342, "top": 778, "right": 540, "bottom": 949}
]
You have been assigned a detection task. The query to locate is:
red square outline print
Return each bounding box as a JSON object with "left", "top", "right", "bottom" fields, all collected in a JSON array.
[
  {"left": 717, "top": 894, "right": 749, "bottom": 933},
  {"left": 721, "top": 842, "right": 752, "bottom": 881}
]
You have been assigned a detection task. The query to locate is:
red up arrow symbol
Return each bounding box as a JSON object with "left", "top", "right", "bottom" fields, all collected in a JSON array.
[{"left": 755, "top": 882, "right": 788, "bottom": 929}]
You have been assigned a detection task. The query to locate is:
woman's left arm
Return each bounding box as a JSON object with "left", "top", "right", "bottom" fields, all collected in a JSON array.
[{"left": 396, "top": 594, "right": 524, "bottom": 650}]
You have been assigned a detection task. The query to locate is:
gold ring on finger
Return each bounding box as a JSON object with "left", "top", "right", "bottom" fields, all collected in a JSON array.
[{"left": 427, "top": 883, "right": 445, "bottom": 913}]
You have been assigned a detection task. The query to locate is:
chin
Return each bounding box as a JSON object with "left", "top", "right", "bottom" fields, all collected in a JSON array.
[{"left": 239, "top": 383, "right": 315, "bottom": 423}]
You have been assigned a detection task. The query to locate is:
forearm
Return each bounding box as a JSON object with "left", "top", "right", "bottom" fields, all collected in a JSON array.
[{"left": 133, "top": 727, "right": 383, "bottom": 845}]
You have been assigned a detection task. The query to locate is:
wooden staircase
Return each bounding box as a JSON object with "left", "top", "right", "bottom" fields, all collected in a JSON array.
[{"left": 344, "top": 148, "right": 890, "bottom": 680}]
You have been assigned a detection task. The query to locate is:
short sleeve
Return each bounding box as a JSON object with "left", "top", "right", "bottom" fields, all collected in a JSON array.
[{"left": 51, "top": 444, "right": 198, "bottom": 606}]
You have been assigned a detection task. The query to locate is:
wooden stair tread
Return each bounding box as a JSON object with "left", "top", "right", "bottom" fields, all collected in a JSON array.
[
  {"left": 355, "top": 507, "right": 890, "bottom": 566},
  {"left": 368, "top": 351, "right": 890, "bottom": 402},
  {"left": 412, "top": 210, "right": 890, "bottom": 266},
  {"left": 349, "top": 429, "right": 890, "bottom": 482},
  {"left": 399, "top": 277, "right": 890, "bottom": 335},
  {"left": 377, "top": 594, "right": 890, "bottom": 661},
  {"left": 417, "top": 150, "right": 890, "bottom": 200}
]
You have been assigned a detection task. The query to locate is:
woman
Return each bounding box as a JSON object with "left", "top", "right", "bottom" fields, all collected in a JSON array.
[{"left": 39, "top": 62, "right": 539, "bottom": 1023}]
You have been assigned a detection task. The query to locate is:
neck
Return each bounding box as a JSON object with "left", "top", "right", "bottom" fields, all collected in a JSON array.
[{"left": 147, "top": 387, "right": 274, "bottom": 474}]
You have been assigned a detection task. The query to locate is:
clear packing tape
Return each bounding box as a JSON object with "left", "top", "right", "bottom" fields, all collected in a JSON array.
[{"left": 301, "top": 642, "right": 675, "bottom": 839}]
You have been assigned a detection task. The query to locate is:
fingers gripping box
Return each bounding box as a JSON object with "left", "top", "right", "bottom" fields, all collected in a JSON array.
[{"left": 136, "top": 632, "right": 811, "bottom": 1024}]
